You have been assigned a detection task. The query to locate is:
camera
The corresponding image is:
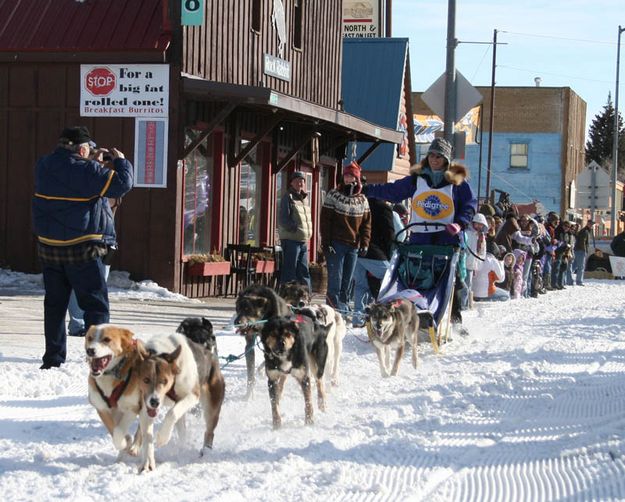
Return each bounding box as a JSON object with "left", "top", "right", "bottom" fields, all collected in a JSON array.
[{"left": 102, "top": 153, "right": 113, "bottom": 162}]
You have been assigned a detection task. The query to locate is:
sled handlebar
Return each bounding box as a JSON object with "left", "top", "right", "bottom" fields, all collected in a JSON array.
[{"left": 395, "top": 222, "right": 448, "bottom": 241}]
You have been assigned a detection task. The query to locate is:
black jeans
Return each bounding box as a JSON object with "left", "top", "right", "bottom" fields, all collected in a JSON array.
[{"left": 42, "top": 258, "right": 109, "bottom": 366}]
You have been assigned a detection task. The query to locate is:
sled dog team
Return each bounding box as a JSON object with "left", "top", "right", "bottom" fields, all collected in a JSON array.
[{"left": 85, "top": 283, "right": 420, "bottom": 472}]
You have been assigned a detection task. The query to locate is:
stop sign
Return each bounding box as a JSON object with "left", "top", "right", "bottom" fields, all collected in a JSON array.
[{"left": 85, "top": 67, "right": 116, "bottom": 96}]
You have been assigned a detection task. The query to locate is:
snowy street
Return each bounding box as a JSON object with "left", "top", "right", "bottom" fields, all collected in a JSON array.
[{"left": 1, "top": 272, "right": 625, "bottom": 501}]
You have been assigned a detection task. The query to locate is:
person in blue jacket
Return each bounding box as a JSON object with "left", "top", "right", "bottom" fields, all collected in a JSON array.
[
  {"left": 32, "top": 126, "right": 134, "bottom": 369},
  {"left": 363, "top": 137, "right": 476, "bottom": 245},
  {"left": 363, "top": 137, "right": 477, "bottom": 328}
]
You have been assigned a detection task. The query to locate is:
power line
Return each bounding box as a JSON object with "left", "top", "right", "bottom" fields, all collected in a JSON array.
[
  {"left": 501, "top": 30, "right": 614, "bottom": 46},
  {"left": 498, "top": 64, "right": 619, "bottom": 85},
  {"left": 487, "top": 169, "right": 541, "bottom": 202},
  {"left": 471, "top": 44, "right": 492, "bottom": 82}
]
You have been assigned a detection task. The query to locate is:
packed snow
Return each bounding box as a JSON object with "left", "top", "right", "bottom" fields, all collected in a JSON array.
[{"left": 1, "top": 268, "right": 625, "bottom": 501}]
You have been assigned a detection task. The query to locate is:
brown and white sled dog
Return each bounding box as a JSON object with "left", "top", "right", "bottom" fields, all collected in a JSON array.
[
  {"left": 260, "top": 314, "right": 329, "bottom": 428},
  {"left": 136, "top": 332, "right": 225, "bottom": 472},
  {"left": 366, "top": 299, "right": 420, "bottom": 377},
  {"left": 85, "top": 325, "right": 148, "bottom": 455},
  {"left": 135, "top": 333, "right": 225, "bottom": 472},
  {"left": 296, "top": 304, "right": 346, "bottom": 386}
]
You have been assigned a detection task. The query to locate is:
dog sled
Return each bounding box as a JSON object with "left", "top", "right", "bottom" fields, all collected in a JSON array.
[{"left": 376, "top": 222, "right": 459, "bottom": 352}]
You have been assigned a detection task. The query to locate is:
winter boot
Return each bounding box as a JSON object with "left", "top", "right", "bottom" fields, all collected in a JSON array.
[{"left": 544, "top": 273, "right": 553, "bottom": 291}]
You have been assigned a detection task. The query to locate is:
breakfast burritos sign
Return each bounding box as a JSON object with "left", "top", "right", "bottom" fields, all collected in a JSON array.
[{"left": 80, "top": 64, "right": 169, "bottom": 117}]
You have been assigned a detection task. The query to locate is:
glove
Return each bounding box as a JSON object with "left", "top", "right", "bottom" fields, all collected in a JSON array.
[
  {"left": 358, "top": 247, "right": 368, "bottom": 257},
  {"left": 445, "top": 223, "right": 461, "bottom": 236}
]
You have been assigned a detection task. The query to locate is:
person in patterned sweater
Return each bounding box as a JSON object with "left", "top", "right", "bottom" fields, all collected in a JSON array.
[{"left": 320, "top": 161, "right": 371, "bottom": 317}]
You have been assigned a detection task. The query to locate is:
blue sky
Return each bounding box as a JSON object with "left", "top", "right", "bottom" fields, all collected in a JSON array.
[{"left": 392, "top": 0, "right": 624, "bottom": 136}]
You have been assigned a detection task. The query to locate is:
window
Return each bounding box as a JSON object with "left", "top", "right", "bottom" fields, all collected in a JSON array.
[
  {"left": 510, "top": 143, "right": 528, "bottom": 168},
  {"left": 293, "top": 0, "right": 303, "bottom": 50},
  {"left": 239, "top": 140, "right": 263, "bottom": 245},
  {"left": 252, "top": 0, "right": 261, "bottom": 33},
  {"left": 274, "top": 169, "right": 287, "bottom": 244},
  {"left": 183, "top": 130, "right": 214, "bottom": 256}
]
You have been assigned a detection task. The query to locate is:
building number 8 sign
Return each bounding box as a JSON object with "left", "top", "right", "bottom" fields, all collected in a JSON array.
[{"left": 181, "top": 0, "right": 204, "bottom": 26}]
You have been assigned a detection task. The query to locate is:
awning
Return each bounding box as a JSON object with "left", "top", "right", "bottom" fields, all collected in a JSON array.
[{"left": 182, "top": 75, "right": 403, "bottom": 145}]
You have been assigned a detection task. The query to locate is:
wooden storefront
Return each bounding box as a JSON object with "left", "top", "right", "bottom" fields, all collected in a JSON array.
[{"left": 0, "top": 0, "right": 401, "bottom": 297}]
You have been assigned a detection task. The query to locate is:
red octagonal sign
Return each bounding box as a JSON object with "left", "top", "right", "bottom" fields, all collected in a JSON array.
[{"left": 85, "top": 67, "right": 116, "bottom": 96}]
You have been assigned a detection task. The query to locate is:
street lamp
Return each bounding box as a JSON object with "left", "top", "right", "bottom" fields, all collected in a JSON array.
[{"left": 610, "top": 25, "right": 625, "bottom": 237}]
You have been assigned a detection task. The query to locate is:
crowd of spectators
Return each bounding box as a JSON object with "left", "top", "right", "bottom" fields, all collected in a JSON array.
[{"left": 463, "top": 193, "right": 599, "bottom": 305}]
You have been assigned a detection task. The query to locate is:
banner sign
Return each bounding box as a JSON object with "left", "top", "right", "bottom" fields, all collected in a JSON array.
[
  {"left": 343, "top": 0, "right": 380, "bottom": 38},
  {"left": 80, "top": 64, "right": 169, "bottom": 117},
  {"left": 134, "top": 118, "right": 168, "bottom": 188},
  {"left": 413, "top": 106, "right": 480, "bottom": 145},
  {"left": 181, "top": 0, "right": 204, "bottom": 26}
]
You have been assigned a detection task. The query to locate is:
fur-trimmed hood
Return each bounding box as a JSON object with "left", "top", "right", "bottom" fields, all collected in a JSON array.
[
  {"left": 503, "top": 251, "right": 516, "bottom": 268},
  {"left": 409, "top": 163, "right": 469, "bottom": 186}
]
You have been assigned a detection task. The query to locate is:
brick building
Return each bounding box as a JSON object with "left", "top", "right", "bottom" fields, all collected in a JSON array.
[{"left": 413, "top": 86, "right": 587, "bottom": 216}]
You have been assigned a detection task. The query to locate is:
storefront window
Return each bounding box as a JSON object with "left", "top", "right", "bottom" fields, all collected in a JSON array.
[
  {"left": 183, "top": 130, "right": 213, "bottom": 255},
  {"left": 239, "top": 140, "right": 263, "bottom": 245},
  {"left": 274, "top": 170, "right": 286, "bottom": 244},
  {"left": 319, "top": 165, "right": 329, "bottom": 203}
]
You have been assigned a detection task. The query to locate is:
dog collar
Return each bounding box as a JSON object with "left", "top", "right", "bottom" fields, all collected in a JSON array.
[
  {"left": 104, "top": 355, "right": 127, "bottom": 379},
  {"left": 102, "top": 341, "right": 137, "bottom": 379},
  {"left": 95, "top": 369, "right": 133, "bottom": 408}
]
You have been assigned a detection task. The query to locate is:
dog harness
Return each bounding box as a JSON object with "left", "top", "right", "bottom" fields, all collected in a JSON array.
[
  {"left": 95, "top": 369, "right": 133, "bottom": 408},
  {"left": 95, "top": 340, "right": 138, "bottom": 408},
  {"left": 166, "top": 387, "right": 179, "bottom": 402}
]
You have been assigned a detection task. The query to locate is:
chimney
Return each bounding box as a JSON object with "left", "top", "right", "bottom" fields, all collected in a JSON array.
[{"left": 534, "top": 77, "right": 542, "bottom": 87}]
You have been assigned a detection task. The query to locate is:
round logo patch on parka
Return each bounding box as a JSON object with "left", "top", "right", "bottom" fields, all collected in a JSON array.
[{"left": 412, "top": 190, "right": 454, "bottom": 220}]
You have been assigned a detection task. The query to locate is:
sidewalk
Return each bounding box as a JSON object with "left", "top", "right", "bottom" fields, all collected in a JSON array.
[{"left": 0, "top": 288, "right": 238, "bottom": 363}]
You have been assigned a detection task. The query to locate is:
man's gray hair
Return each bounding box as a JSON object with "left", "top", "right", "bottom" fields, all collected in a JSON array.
[{"left": 58, "top": 141, "right": 87, "bottom": 153}]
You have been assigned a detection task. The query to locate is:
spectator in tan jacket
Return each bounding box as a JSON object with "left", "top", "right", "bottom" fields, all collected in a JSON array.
[
  {"left": 278, "top": 171, "right": 313, "bottom": 291},
  {"left": 320, "top": 161, "right": 371, "bottom": 317}
]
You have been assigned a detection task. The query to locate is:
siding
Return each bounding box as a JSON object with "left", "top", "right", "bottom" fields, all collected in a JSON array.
[
  {"left": 465, "top": 132, "right": 562, "bottom": 214},
  {"left": 182, "top": 0, "right": 341, "bottom": 109},
  {"left": 0, "top": 63, "right": 180, "bottom": 290}
]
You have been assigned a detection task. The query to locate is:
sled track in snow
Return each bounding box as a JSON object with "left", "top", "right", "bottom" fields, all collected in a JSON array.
[
  {"left": 420, "top": 361, "right": 625, "bottom": 501},
  {"left": 329, "top": 449, "right": 453, "bottom": 502},
  {"left": 430, "top": 453, "right": 625, "bottom": 502}
]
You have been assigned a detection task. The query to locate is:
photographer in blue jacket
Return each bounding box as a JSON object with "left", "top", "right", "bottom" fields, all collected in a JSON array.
[{"left": 32, "top": 126, "right": 134, "bottom": 369}]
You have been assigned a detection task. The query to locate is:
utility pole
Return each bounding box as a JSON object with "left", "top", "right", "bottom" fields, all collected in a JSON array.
[
  {"left": 611, "top": 25, "right": 625, "bottom": 237},
  {"left": 477, "top": 103, "right": 484, "bottom": 202},
  {"left": 486, "top": 29, "right": 497, "bottom": 202},
  {"left": 443, "top": 0, "right": 457, "bottom": 143}
]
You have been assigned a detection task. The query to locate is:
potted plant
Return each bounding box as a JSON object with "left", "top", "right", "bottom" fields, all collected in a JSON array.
[
  {"left": 252, "top": 251, "right": 275, "bottom": 274},
  {"left": 186, "top": 252, "right": 231, "bottom": 277}
]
